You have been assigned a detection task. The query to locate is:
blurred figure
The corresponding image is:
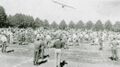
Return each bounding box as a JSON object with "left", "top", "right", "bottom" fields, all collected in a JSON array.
[
  {"left": 33, "top": 37, "right": 45, "bottom": 65},
  {"left": 39, "top": 37, "right": 45, "bottom": 61},
  {"left": 53, "top": 37, "right": 64, "bottom": 67},
  {"left": 0, "top": 34, "right": 8, "bottom": 53},
  {"left": 99, "top": 37, "right": 103, "bottom": 50},
  {"left": 110, "top": 38, "right": 119, "bottom": 61}
]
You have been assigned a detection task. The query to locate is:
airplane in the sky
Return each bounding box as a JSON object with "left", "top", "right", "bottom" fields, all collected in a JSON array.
[{"left": 52, "top": 0, "right": 76, "bottom": 9}]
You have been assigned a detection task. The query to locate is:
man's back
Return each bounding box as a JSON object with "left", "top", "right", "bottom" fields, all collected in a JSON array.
[
  {"left": 111, "top": 40, "right": 118, "bottom": 49},
  {"left": 0, "top": 34, "right": 7, "bottom": 43},
  {"left": 54, "top": 39, "right": 64, "bottom": 49},
  {"left": 34, "top": 40, "right": 45, "bottom": 51}
]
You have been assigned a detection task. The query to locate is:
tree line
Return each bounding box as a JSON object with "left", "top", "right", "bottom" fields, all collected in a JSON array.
[{"left": 0, "top": 5, "right": 120, "bottom": 31}]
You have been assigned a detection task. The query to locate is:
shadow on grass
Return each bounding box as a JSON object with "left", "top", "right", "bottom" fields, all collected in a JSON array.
[
  {"left": 39, "top": 55, "right": 50, "bottom": 59},
  {"left": 37, "top": 60, "right": 48, "bottom": 65},
  {"left": 60, "top": 60, "right": 68, "bottom": 67},
  {"left": 43, "top": 55, "right": 50, "bottom": 59},
  {"left": 7, "top": 50, "right": 14, "bottom": 53}
]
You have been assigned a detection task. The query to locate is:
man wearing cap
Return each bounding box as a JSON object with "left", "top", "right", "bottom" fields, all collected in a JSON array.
[
  {"left": 0, "top": 34, "right": 8, "bottom": 53},
  {"left": 33, "top": 37, "right": 45, "bottom": 65},
  {"left": 110, "top": 38, "right": 119, "bottom": 61},
  {"left": 99, "top": 37, "right": 103, "bottom": 50},
  {"left": 53, "top": 37, "right": 65, "bottom": 67}
]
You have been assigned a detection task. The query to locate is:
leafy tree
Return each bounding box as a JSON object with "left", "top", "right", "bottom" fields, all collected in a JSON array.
[
  {"left": 104, "top": 20, "right": 112, "bottom": 31},
  {"left": 8, "top": 13, "right": 34, "bottom": 28},
  {"left": 59, "top": 20, "right": 67, "bottom": 30},
  {"left": 51, "top": 21, "right": 58, "bottom": 29},
  {"left": 10, "top": 13, "right": 27, "bottom": 28},
  {"left": 5, "top": 15, "right": 13, "bottom": 27},
  {"left": 9, "top": 14, "right": 22, "bottom": 27},
  {"left": 85, "top": 21, "right": 94, "bottom": 30},
  {"left": 0, "top": 6, "right": 7, "bottom": 27},
  {"left": 113, "top": 21, "right": 120, "bottom": 32},
  {"left": 33, "top": 18, "right": 43, "bottom": 28},
  {"left": 68, "top": 21, "right": 75, "bottom": 29},
  {"left": 93, "top": 20, "right": 103, "bottom": 31},
  {"left": 25, "top": 15, "right": 34, "bottom": 27},
  {"left": 43, "top": 19, "right": 50, "bottom": 29},
  {"left": 19, "top": 15, "right": 34, "bottom": 28},
  {"left": 75, "top": 20, "right": 85, "bottom": 30}
]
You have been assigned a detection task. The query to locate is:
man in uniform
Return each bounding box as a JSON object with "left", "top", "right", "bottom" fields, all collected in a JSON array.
[
  {"left": 99, "top": 37, "right": 103, "bottom": 50},
  {"left": 33, "top": 37, "right": 45, "bottom": 65},
  {"left": 0, "top": 34, "right": 8, "bottom": 53},
  {"left": 53, "top": 37, "right": 65, "bottom": 67},
  {"left": 110, "top": 38, "right": 119, "bottom": 61}
]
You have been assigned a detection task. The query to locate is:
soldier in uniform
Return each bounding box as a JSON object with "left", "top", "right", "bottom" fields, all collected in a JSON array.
[
  {"left": 53, "top": 37, "right": 65, "bottom": 67},
  {"left": 110, "top": 38, "right": 119, "bottom": 61},
  {"left": 39, "top": 37, "right": 45, "bottom": 61},
  {"left": 99, "top": 37, "right": 103, "bottom": 50},
  {"left": 0, "top": 34, "right": 8, "bottom": 53},
  {"left": 33, "top": 37, "right": 45, "bottom": 65}
]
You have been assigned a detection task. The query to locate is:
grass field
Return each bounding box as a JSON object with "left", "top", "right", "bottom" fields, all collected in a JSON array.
[{"left": 0, "top": 42, "right": 120, "bottom": 67}]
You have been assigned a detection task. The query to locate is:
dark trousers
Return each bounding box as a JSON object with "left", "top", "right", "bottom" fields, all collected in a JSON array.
[
  {"left": 112, "top": 49, "right": 118, "bottom": 60},
  {"left": 39, "top": 49, "right": 44, "bottom": 59},
  {"left": 99, "top": 42, "right": 103, "bottom": 50},
  {"left": 33, "top": 49, "right": 44, "bottom": 65},
  {"left": 34, "top": 50, "right": 39, "bottom": 65},
  {"left": 1, "top": 43, "right": 7, "bottom": 53}
]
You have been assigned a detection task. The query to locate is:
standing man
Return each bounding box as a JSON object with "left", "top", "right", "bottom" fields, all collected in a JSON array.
[
  {"left": 0, "top": 34, "right": 8, "bottom": 53},
  {"left": 53, "top": 37, "right": 65, "bottom": 67},
  {"left": 39, "top": 37, "right": 45, "bottom": 61},
  {"left": 99, "top": 37, "right": 103, "bottom": 50},
  {"left": 33, "top": 37, "right": 45, "bottom": 65},
  {"left": 110, "top": 38, "right": 119, "bottom": 61}
]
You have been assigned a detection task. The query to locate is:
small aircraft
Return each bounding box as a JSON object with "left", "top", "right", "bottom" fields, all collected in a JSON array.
[{"left": 52, "top": 0, "right": 75, "bottom": 9}]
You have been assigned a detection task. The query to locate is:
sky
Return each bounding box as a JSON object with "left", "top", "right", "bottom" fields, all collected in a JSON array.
[{"left": 0, "top": 0, "right": 120, "bottom": 24}]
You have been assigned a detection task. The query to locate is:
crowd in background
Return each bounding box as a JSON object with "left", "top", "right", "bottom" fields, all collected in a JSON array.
[
  {"left": 0, "top": 28, "right": 120, "bottom": 66},
  {"left": 0, "top": 28, "right": 120, "bottom": 46},
  {"left": 0, "top": 27, "right": 119, "bottom": 52}
]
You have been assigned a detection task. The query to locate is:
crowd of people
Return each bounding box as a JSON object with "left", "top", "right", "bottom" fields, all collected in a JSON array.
[{"left": 0, "top": 27, "right": 120, "bottom": 67}]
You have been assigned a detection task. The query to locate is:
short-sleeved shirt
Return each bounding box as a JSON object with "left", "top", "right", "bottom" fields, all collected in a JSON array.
[
  {"left": 111, "top": 40, "right": 118, "bottom": 50},
  {"left": 53, "top": 40, "right": 64, "bottom": 49},
  {"left": 34, "top": 40, "right": 45, "bottom": 51},
  {"left": 0, "top": 34, "right": 7, "bottom": 43}
]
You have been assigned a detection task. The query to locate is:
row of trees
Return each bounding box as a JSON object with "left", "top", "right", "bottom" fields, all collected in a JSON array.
[{"left": 0, "top": 5, "right": 120, "bottom": 31}]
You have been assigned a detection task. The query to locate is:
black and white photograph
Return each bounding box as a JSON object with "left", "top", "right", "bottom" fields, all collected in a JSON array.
[{"left": 0, "top": 0, "right": 120, "bottom": 67}]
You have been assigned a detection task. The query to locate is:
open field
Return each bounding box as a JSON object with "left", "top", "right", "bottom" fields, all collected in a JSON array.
[{"left": 0, "top": 42, "right": 120, "bottom": 67}]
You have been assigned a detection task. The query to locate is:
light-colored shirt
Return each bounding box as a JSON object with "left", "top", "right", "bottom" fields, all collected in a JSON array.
[{"left": 0, "top": 34, "right": 7, "bottom": 43}]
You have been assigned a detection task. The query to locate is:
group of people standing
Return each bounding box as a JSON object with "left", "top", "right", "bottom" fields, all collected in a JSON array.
[
  {"left": 33, "top": 28, "right": 120, "bottom": 67},
  {"left": 33, "top": 31, "right": 65, "bottom": 67},
  {"left": 0, "top": 28, "right": 120, "bottom": 67}
]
